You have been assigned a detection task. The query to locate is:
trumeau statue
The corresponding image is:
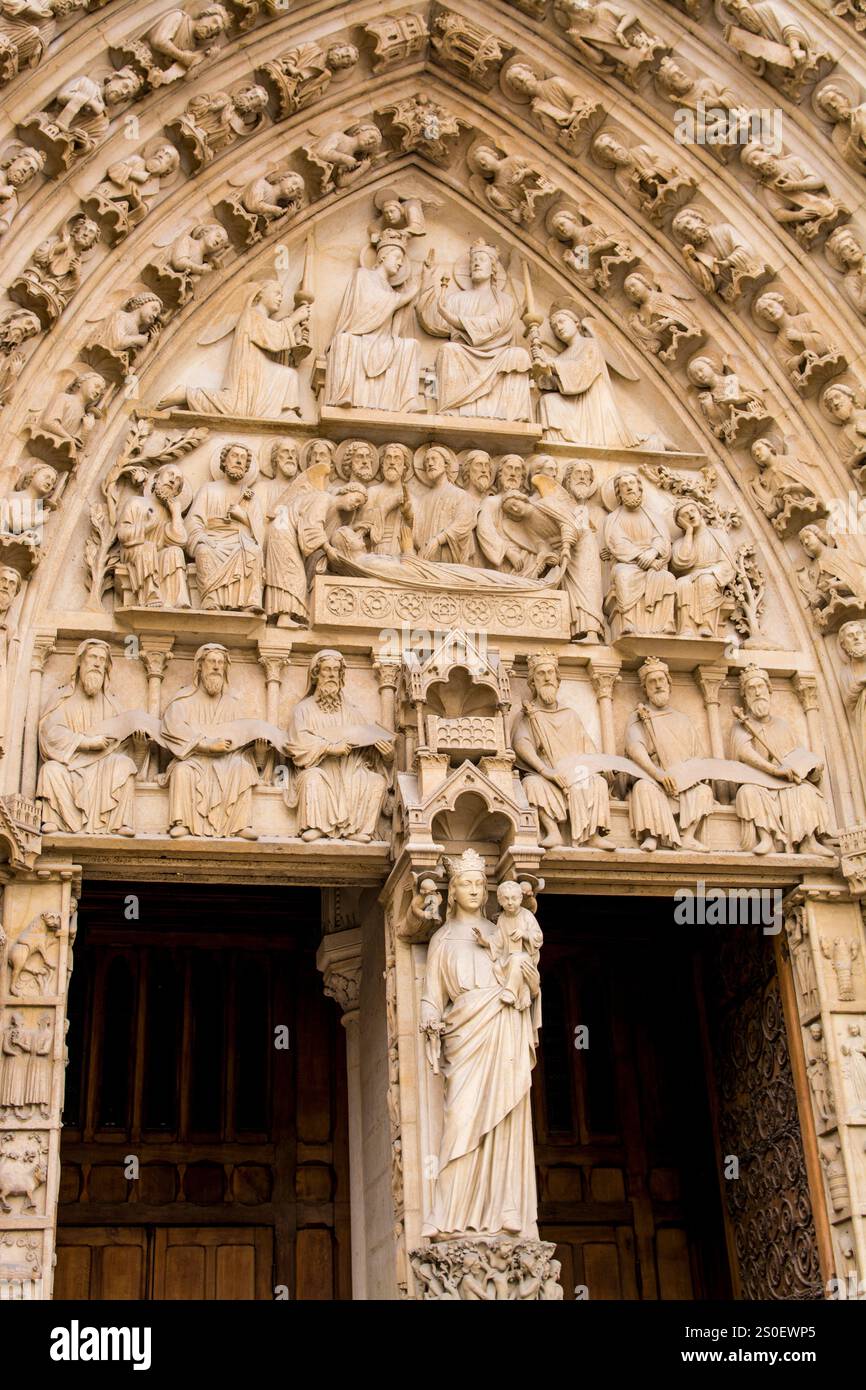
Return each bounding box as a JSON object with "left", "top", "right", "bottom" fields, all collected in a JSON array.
[
  {"left": 625, "top": 657, "right": 714, "bottom": 851},
  {"left": 501, "top": 60, "right": 602, "bottom": 152},
  {"left": 602, "top": 470, "right": 676, "bottom": 638},
  {"left": 157, "top": 280, "right": 309, "bottom": 419},
  {"left": 552, "top": 0, "right": 667, "bottom": 88},
  {"left": 417, "top": 238, "right": 532, "bottom": 421},
  {"left": 592, "top": 131, "right": 695, "bottom": 224},
  {"left": 467, "top": 142, "right": 557, "bottom": 227},
  {"left": 671, "top": 501, "right": 737, "bottom": 637},
  {"left": 38, "top": 639, "right": 146, "bottom": 835},
  {"left": 546, "top": 203, "right": 640, "bottom": 293},
  {"left": 82, "top": 143, "right": 180, "bottom": 244},
  {"left": 257, "top": 40, "right": 359, "bottom": 119},
  {"left": 162, "top": 643, "right": 272, "bottom": 839},
  {"left": 283, "top": 649, "right": 392, "bottom": 842},
  {"left": 740, "top": 142, "right": 850, "bottom": 247},
  {"left": 670, "top": 207, "right": 773, "bottom": 304},
  {"left": 730, "top": 664, "right": 834, "bottom": 856},
  {"left": 512, "top": 650, "right": 613, "bottom": 848},
  {"left": 529, "top": 300, "right": 644, "bottom": 448},
  {"left": 718, "top": 0, "right": 833, "bottom": 100},
  {"left": 324, "top": 231, "right": 421, "bottom": 414},
  {"left": 167, "top": 84, "right": 269, "bottom": 172},
  {"left": 9, "top": 213, "right": 99, "bottom": 327},
  {"left": 0, "top": 146, "right": 45, "bottom": 237},
  {"left": 186, "top": 443, "right": 264, "bottom": 611},
  {"left": 752, "top": 290, "right": 846, "bottom": 395},
  {"left": 419, "top": 849, "right": 542, "bottom": 1238}
]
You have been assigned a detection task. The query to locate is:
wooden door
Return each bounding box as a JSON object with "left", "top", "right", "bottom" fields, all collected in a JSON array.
[
  {"left": 58, "top": 883, "right": 350, "bottom": 1300},
  {"left": 533, "top": 898, "right": 731, "bottom": 1301}
]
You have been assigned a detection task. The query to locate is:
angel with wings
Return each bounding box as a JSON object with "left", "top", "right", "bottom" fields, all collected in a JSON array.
[
  {"left": 530, "top": 300, "right": 644, "bottom": 448},
  {"left": 157, "top": 279, "right": 309, "bottom": 419}
]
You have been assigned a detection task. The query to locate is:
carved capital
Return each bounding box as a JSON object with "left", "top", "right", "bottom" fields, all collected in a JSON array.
[
  {"left": 794, "top": 672, "right": 819, "bottom": 714},
  {"left": 588, "top": 663, "right": 620, "bottom": 701},
  {"left": 695, "top": 663, "right": 727, "bottom": 706},
  {"left": 258, "top": 653, "right": 289, "bottom": 685},
  {"left": 316, "top": 926, "right": 362, "bottom": 1017},
  {"left": 139, "top": 640, "right": 173, "bottom": 680},
  {"left": 373, "top": 657, "right": 402, "bottom": 692},
  {"left": 30, "top": 631, "right": 55, "bottom": 674}
]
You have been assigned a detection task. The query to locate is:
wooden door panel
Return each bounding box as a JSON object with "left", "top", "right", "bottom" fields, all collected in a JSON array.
[
  {"left": 55, "top": 1227, "right": 148, "bottom": 1300},
  {"left": 153, "top": 1227, "right": 272, "bottom": 1300}
]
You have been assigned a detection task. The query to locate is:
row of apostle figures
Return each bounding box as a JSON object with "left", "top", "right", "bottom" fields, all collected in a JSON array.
[
  {"left": 117, "top": 444, "right": 739, "bottom": 642},
  {"left": 158, "top": 232, "right": 657, "bottom": 444},
  {"left": 37, "top": 640, "right": 835, "bottom": 858}
]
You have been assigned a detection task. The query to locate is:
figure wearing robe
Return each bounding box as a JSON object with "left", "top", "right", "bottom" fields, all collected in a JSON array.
[
  {"left": 602, "top": 502, "right": 676, "bottom": 637},
  {"left": 532, "top": 483, "right": 604, "bottom": 638},
  {"left": 625, "top": 704, "right": 713, "bottom": 846},
  {"left": 512, "top": 700, "right": 611, "bottom": 845},
  {"left": 186, "top": 287, "right": 302, "bottom": 417},
  {"left": 324, "top": 259, "right": 420, "bottom": 413},
  {"left": 731, "top": 712, "right": 829, "bottom": 851},
  {"left": 162, "top": 682, "right": 260, "bottom": 838},
  {"left": 409, "top": 475, "right": 477, "bottom": 563},
  {"left": 187, "top": 478, "right": 264, "bottom": 610},
  {"left": 671, "top": 521, "right": 736, "bottom": 636},
  {"left": 417, "top": 277, "right": 531, "bottom": 421},
  {"left": 283, "top": 691, "right": 388, "bottom": 840},
  {"left": 537, "top": 334, "right": 641, "bottom": 447},
  {"left": 263, "top": 474, "right": 331, "bottom": 623},
  {"left": 38, "top": 683, "right": 137, "bottom": 834}
]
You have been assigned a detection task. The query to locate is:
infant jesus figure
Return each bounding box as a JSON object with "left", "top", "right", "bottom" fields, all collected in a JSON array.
[{"left": 481, "top": 880, "right": 543, "bottom": 1009}]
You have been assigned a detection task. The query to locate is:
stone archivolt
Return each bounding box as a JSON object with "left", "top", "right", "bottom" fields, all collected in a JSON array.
[{"left": 1, "top": 0, "right": 866, "bottom": 1305}]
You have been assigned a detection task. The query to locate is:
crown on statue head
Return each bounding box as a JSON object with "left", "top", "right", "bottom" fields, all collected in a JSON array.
[
  {"left": 526, "top": 649, "right": 559, "bottom": 681},
  {"left": 638, "top": 655, "right": 669, "bottom": 689},
  {"left": 444, "top": 848, "right": 486, "bottom": 879},
  {"left": 739, "top": 662, "right": 769, "bottom": 695},
  {"left": 375, "top": 228, "right": 408, "bottom": 252},
  {"left": 469, "top": 236, "right": 499, "bottom": 263}
]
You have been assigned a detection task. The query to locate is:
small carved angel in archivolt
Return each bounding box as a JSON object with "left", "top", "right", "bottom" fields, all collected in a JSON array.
[
  {"left": 81, "top": 140, "right": 180, "bottom": 245},
  {"left": 302, "top": 121, "right": 386, "bottom": 194},
  {"left": 467, "top": 141, "right": 557, "bottom": 227},
  {"left": 753, "top": 288, "right": 847, "bottom": 396},
  {"left": 215, "top": 165, "right": 305, "bottom": 246},
  {"left": 546, "top": 201, "right": 640, "bottom": 292},
  {"left": 141, "top": 221, "right": 229, "bottom": 310},
  {"left": 592, "top": 130, "right": 695, "bottom": 225},
  {"left": 80, "top": 291, "right": 164, "bottom": 383},
  {"left": 622, "top": 269, "right": 705, "bottom": 365},
  {"left": 685, "top": 352, "right": 773, "bottom": 447},
  {"left": 368, "top": 185, "right": 440, "bottom": 243}
]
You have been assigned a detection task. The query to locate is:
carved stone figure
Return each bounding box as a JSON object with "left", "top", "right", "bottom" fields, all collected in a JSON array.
[
  {"left": 216, "top": 167, "right": 305, "bottom": 246},
  {"left": 840, "top": 1022, "right": 866, "bottom": 1119},
  {"left": 822, "top": 382, "right": 866, "bottom": 472},
  {"left": 419, "top": 849, "right": 542, "bottom": 1242},
  {"left": 117, "top": 463, "right": 192, "bottom": 609},
  {"left": 0, "top": 0, "right": 80, "bottom": 85},
  {"left": 358, "top": 442, "right": 413, "bottom": 556},
  {"left": 167, "top": 85, "right": 269, "bottom": 172},
  {"left": 824, "top": 226, "right": 866, "bottom": 317},
  {"left": 0, "top": 564, "right": 22, "bottom": 622},
  {"left": 467, "top": 142, "right": 556, "bottom": 226},
  {"left": 531, "top": 300, "right": 641, "bottom": 447},
  {"left": 741, "top": 143, "right": 850, "bottom": 247},
  {"left": 625, "top": 657, "right": 714, "bottom": 851},
  {"left": 748, "top": 436, "right": 827, "bottom": 536},
  {"left": 283, "top": 649, "right": 392, "bottom": 842},
  {"left": 0, "top": 1019, "right": 51, "bottom": 1121},
  {"left": 0, "top": 307, "right": 40, "bottom": 408},
  {"left": 0, "top": 146, "right": 45, "bottom": 236},
  {"left": 602, "top": 471, "right": 675, "bottom": 638},
  {"left": 7, "top": 911, "right": 61, "bottom": 997},
  {"left": 20, "top": 66, "right": 144, "bottom": 171},
  {"left": 530, "top": 457, "right": 604, "bottom": 640},
  {"left": 409, "top": 444, "right": 477, "bottom": 562},
  {"left": 654, "top": 57, "right": 753, "bottom": 160},
  {"left": 82, "top": 143, "right": 180, "bottom": 243},
  {"left": 592, "top": 132, "right": 694, "bottom": 223},
  {"left": 262, "top": 457, "right": 333, "bottom": 625},
  {"left": 821, "top": 931, "right": 861, "bottom": 1001},
  {"left": 163, "top": 643, "right": 264, "bottom": 839},
  {"left": 814, "top": 83, "right": 866, "bottom": 174},
  {"left": 324, "top": 232, "right": 420, "bottom": 414},
  {"left": 546, "top": 204, "right": 640, "bottom": 292},
  {"left": 753, "top": 291, "right": 846, "bottom": 395},
  {"left": 474, "top": 454, "right": 537, "bottom": 574},
  {"left": 303, "top": 122, "right": 384, "bottom": 194},
  {"left": 805, "top": 1022, "right": 834, "bottom": 1121},
  {"left": 502, "top": 61, "right": 601, "bottom": 152},
  {"left": 142, "top": 222, "right": 229, "bottom": 309},
  {"left": 686, "top": 355, "right": 771, "bottom": 446},
  {"left": 719, "top": 0, "right": 833, "bottom": 100},
  {"left": 730, "top": 664, "right": 834, "bottom": 855},
  {"left": 797, "top": 524, "right": 866, "bottom": 631},
  {"left": 622, "top": 271, "right": 704, "bottom": 364},
  {"left": 671, "top": 501, "right": 736, "bottom": 637},
  {"left": 839, "top": 620, "right": 866, "bottom": 770},
  {"left": 553, "top": 0, "right": 667, "bottom": 87},
  {"left": 187, "top": 443, "right": 264, "bottom": 610},
  {"left": 27, "top": 369, "right": 104, "bottom": 464},
  {"left": 417, "top": 239, "right": 532, "bottom": 421},
  {"left": 37, "top": 638, "right": 143, "bottom": 835},
  {"left": 670, "top": 207, "right": 773, "bottom": 304},
  {"left": 159, "top": 280, "right": 307, "bottom": 418},
  {"left": 81, "top": 292, "right": 163, "bottom": 382},
  {"left": 512, "top": 650, "right": 612, "bottom": 848},
  {"left": 9, "top": 212, "right": 99, "bottom": 326},
  {"left": 121, "top": 4, "right": 230, "bottom": 88},
  {"left": 369, "top": 187, "right": 438, "bottom": 244},
  {"left": 257, "top": 41, "right": 359, "bottom": 119}
]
